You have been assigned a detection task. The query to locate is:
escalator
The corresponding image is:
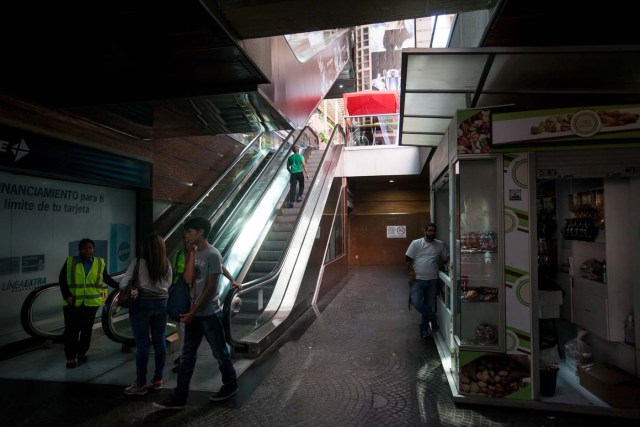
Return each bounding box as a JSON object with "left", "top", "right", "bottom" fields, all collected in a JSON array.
[
  {"left": 97, "top": 125, "right": 342, "bottom": 351},
  {"left": 100, "top": 129, "right": 300, "bottom": 346},
  {"left": 18, "top": 130, "right": 287, "bottom": 346},
  {"left": 19, "top": 125, "right": 346, "bottom": 366}
]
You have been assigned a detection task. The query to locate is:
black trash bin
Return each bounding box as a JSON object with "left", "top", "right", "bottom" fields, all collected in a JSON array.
[{"left": 540, "top": 366, "right": 559, "bottom": 397}]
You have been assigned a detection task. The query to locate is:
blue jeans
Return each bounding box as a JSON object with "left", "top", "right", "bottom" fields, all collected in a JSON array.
[
  {"left": 410, "top": 279, "right": 438, "bottom": 332},
  {"left": 174, "top": 312, "right": 237, "bottom": 401},
  {"left": 128, "top": 298, "right": 168, "bottom": 387}
]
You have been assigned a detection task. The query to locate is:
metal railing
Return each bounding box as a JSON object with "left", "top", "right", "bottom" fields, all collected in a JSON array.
[{"left": 345, "top": 113, "right": 399, "bottom": 146}]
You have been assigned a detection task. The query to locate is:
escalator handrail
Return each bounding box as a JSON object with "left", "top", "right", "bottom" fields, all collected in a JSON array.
[
  {"left": 230, "top": 125, "right": 341, "bottom": 293},
  {"left": 20, "top": 283, "right": 63, "bottom": 340},
  {"left": 19, "top": 281, "right": 136, "bottom": 345},
  {"left": 100, "top": 289, "right": 136, "bottom": 346},
  {"left": 222, "top": 125, "right": 345, "bottom": 350},
  {"left": 211, "top": 127, "right": 316, "bottom": 253},
  {"left": 209, "top": 130, "right": 293, "bottom": 249},
  {"left": 203, "top": 127, "right": 310, "bottom": 312},
  {"left": 213, "top": 125, "right": 320, "bottom": 265},
  {"left": 162, "top": 131, "right": 265, "bottom": 243},
  {"left": 206, "top": 134, "right": 286, "bottom": 236},
  {"left": 225, "top": 126, "right": 326, "bottom": 291},
  {"left": 222, "top": 125, "right": 343, "bottom": 349}
]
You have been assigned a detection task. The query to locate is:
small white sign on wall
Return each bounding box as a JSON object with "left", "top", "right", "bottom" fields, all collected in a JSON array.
[{"left": 387, "top": 225, "right": 407, "bottom": 238}]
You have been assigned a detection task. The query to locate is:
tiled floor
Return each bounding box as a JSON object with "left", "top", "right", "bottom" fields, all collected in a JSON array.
[{"left": 1, "top": 266, "right": 638, "bottom": 426}]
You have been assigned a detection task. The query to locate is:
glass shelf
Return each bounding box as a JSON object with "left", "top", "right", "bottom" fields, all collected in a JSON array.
[
  {"left": 460, "top": 288, "right": 499, "bottom": 302},
  {"left": 454, "top": 157, "right": 504, "bottom": 351}
]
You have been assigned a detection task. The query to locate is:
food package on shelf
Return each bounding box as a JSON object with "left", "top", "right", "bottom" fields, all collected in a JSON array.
[{"left": 564, "top": 329, "right": 593, "bottom": 375}]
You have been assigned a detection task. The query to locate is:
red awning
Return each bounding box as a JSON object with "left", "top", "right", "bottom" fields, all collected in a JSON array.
[{"left": 343, "top": 90, "right": 398, "bottom": 116}]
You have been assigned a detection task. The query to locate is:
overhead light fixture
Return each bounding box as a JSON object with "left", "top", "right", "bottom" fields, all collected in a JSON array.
[
  {"left": 339, "top": 84, "right": 344, "bottom": 88},
  {"left": 389, "top": 179, "right": 394, "bottom": 183}
]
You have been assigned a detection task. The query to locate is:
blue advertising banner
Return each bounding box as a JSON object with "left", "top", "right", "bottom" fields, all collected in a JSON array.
[{"left": 0, "top": 124, "right": 151, "bottom": 189}]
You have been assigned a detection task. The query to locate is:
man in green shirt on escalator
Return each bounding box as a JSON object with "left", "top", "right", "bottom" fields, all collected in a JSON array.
[{"left": 286, "top": 145, "right": 308, "bottom": 208}]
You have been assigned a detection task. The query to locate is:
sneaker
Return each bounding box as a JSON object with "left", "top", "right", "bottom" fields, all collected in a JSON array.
[
  {"left": 66, "top": 360, "right": 77, "bottom": 369},
  {"left": 296, "top": 196, "right": 303, "bottom": 202},
  {"left": 153, "top": 396, "right": 186, "bottom": 410},
  {"left": 287, "top": 203, "right": 293, "bottom": 208},
  {"left": 124, "top": 383, "right": 149, "bottom": 396},
  {"left": 209, "top": 384, "right": 238, "bottom": 402},
  {"left": 150, "top": 380, "right": 163, "bottom": 390},
  {"left": 419, "top": 326, "right": 431, "bottom": 339},
  {"left": 77, "top": 354, "right": 88, "bottom": 363}
]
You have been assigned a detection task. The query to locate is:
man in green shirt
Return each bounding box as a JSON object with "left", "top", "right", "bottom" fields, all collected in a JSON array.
[{"left": 286, "top": 145, "right": 308, "bottom": 208}]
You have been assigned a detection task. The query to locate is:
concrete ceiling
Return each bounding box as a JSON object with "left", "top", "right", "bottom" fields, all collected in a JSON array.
[
  {"left": 0, "top": 0, "right": 494, "bottom": 140},
  {"left": 216, "top": 0, "right": 491, "bottom": 39},
  {"left": 2, "top": 0, "right": 638, "bottom": 141}
]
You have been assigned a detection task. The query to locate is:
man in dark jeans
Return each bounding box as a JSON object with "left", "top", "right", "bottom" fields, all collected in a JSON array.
[
  {"left": 154, "top": 216, "right": 239, "bottom": 409},
  {"left": 406, "top": 223, "right": 449, "bottom": 339}
]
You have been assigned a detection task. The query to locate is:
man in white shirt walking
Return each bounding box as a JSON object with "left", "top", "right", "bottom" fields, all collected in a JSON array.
[{"left": 405, "top": 223, "right": 449, "bottom": 339}]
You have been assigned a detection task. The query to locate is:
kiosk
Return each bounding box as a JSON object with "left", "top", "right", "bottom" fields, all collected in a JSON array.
[{"left": 429, "top": 105, "right": 640, "bottom": 417}]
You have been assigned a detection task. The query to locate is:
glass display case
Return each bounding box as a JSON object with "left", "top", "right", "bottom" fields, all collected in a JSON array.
[
  {"left": 454, "top": 157, "right": 504, "bottom": 350},
  {"left": 432, "top": 172, "right": 452, "bottom": 310}
]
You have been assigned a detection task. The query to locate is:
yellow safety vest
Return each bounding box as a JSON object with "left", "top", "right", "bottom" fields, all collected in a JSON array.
[
  {"left": 63, "top": 256, "right": 106, "bottom": 307},
  {"left": 171, "top": 249, "right": 186, "bottom": 285}
]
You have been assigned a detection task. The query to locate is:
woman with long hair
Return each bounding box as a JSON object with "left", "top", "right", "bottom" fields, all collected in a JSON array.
[{"left": 120, "top": 233, "right": 172, "bottom": 395}]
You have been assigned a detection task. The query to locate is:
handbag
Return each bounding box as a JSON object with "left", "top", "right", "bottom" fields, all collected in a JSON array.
[
  {"left": 117, "top": 258, "right": 140, "bottom": 309},
  {"left": 167, "top": 276, "right": 191, "bottom": 322}
]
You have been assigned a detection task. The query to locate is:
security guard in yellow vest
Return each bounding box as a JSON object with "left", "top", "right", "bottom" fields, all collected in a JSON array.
[{"left": 59, "top": 238, "right": 118, "bottom": 368}]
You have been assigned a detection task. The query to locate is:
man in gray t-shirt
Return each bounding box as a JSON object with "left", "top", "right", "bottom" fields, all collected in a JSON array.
[
  {"left": 406, "top": 223, "right": 449, "bottom": 339},
  {"left": 192, "top": 245, "right": 223, "bottom": 316},
  {"left": 155, "top": 216, "right": 240, "bottom": 409}
]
